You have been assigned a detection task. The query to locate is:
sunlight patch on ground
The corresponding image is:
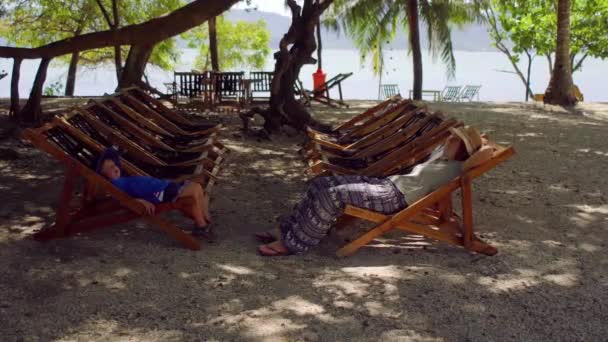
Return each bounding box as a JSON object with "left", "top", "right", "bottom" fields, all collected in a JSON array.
[
  {"left": 379, "top": 329, "right": 444, "bottom": 342},
  {"left": 192, "top": 295, "right": 348, "bottom": 340},
  {"left": 576, "top": 148, "right": 608, "bottom": 157},
  {"left": 57, "top": 319, "right": 182, "bottom": 342},
  {"left": 216, "top": 263, "right": 255, "bottom": 275},
  {"left": 566, "top": 204, "right": 608, "bottom": 227},
  {"left": 477, "top": 268, "right": 540, "bottom": 293},
  {"left": 543, "top": 273, "right": 579, "bottom": 287}
]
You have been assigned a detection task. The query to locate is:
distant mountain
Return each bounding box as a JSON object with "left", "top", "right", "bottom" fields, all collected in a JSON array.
[{"left": 225, "top": 9, "right": 496, "bottom": 52}]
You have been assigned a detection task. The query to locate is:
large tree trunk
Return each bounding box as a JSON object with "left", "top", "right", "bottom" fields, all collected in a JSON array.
[
  {"left": 243, "top": 0, "right": 333, "bottom": 134},
  {"left": 65, "top": 52, "right": 79, "bottom": 96},
  {"left": 209, "top": 16, "right": 219, "bottom": 71},
  {"left": 267, "top": 0, "right": 333, "bottom": 132},
  {"left": 114, "top": 46, "right": 122, "bottom": 80},
  {"left": 21, "top": 58, "right": 51, "bottom": 123},
  {"left": 316, "top": 18, "right": 323, "bottom": 70},
  {"left": 0, "top": 0, "right": 240, "bottom": 60},
  {"left": 112, "top": 0, "right": 122, "bottom": 80},
  {"left": 118, "top": 44, "right": 154, "bottom": 89},
  {"left": 406, "top": 0, "right": 422, "bottom": 100},
  {"left": 544, "top": 0, "right": 577, "bottom": 106},
  {"left": 9, "top": 58, "right": 22, "bottom": 120}
]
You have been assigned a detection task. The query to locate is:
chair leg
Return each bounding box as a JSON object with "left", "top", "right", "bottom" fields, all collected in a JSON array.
[
  {"left": 34, "top": 165, "right": 78, "bottom": 240},
  {"left": 336, "top": 219, "right": 393, "bottom": 257},
  {"left": 146, "top": 216, "right": 202, "bottom": 251},
  {"left": 460, "top": 177, "right": 474, "bottom": 248}
]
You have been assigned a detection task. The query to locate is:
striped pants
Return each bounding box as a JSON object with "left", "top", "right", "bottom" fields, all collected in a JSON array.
[{"left": 280, "top": 175, "right": 408, "bottom": 254}]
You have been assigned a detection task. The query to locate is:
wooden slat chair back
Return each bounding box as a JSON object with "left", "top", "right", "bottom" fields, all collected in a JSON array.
[
  {"left": 334, "top": 96, "right": 404, "bottom": 133},
  {"left": 122, "top": 87, "right": 220, "bottom": 133},
  {"left": 90, "top": 103, "right": 223, "bottom": 168},
  {"left": 335, "top": 142, "right": 516, "bottom": 257},
  {"left": 22, "top": 124, "right": 204, "bottom": 250},
  {"left": 55, "top": 112, "right": 219, "bottom": 189},
  {"left": 459, "top": 85, "right": 481, "bottom": 102},
  {"left": 89, "top": 100, "right": 219, "bottom": 153},
  {"left": 308, "top": 117, "right": 460, "bottom": 177},
  {"left": 381, "top": 84, "right": 401, "bottom": 99},
  {"left": 309, "top": 114, "right": 450, "bottom": 175},
  {"left": 305, "top": 100, "right": 417, "bottom": 153},
  {"left": 249, "top": 71, "right": 273, "bottom": 104},
  {"left": 306, "top": 106, "right": 428, "bottom": 160},
  {"left": 301, "top": 98, "right": 415, "bottom": 158},
  {"left": 116, "top": 93, "right": 222, "bottom": 143},
  {"left": 61, "top": 109, "right": 220, "bottom": 175},
  {"left": 441, "top": 86, "right": 462, "bottom": 102}
]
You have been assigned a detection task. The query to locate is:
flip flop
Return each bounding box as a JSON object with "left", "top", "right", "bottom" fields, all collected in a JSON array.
[
  {"left": 257, "top": 244, "right": 291, "bottom": 257},
  {"left": 253, "top": 231, "right": 278, "bottom": 243}
]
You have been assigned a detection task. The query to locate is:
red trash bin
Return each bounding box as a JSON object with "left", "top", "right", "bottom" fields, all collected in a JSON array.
[{"left": 313, "top": 68, "right": 326, "bottom": 97}]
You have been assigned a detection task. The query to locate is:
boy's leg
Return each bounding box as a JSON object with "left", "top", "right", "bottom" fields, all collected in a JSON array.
[{"left": 177, "top": 182, "right": 208, "bottom": 227}]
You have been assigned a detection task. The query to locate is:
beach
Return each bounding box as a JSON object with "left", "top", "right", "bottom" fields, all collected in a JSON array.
[{"left": 0, "top": 99, "right": 607, "bottom": 341}]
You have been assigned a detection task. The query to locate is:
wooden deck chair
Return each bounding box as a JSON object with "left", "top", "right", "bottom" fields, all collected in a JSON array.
[
  {"left": 249, "top": 71, "right": 273, "bottom": 105},
  {"left": 441, "top": 86, "right": 462, "bottom": 102},
  {"left": 304, "top": 99, "right": 417, "bottom": 154},
  {"left": 302, "top": 96, "right": 406, "bottom": 154},
  {"left": 88, "top": 101, "right": 226, "bottom": 160},
  {"left": 308, "top": 117, "right": 461, "bottom": 177},
  {"left": 116, "top": 93, "right": 219, "bottom": 137},
  {"left": 306, "top": 106, "right": 431, "bottom": 161},
  {"left": 172, "top": 71, "right": 214, "bottom": 109},
  {"left": 22, "top": 124, "right": 206, "bottom": 250},
  {"left": 380, "top": 84, "right": 401, "bottom": 99},
  {"left": 311, "top": 112, "right": 450, "bottom": 164},
  {"left": 299, "top": 73, "right": 353, "bottom": 108},
  {"left": 212, "top": 71, "right": 247, "bottom": 111},
  {"left": 88, "top": 100, "right": 225, "bottom": 153},
  {"left": 294, "top": 79, "right": 313, "bottom": 105},
  {"left": 122, "top": 86, "right": 220, "bottom": 132},
  {"left": 307, "top": 115, "right": 455, "bottom": 176},
  {"left": 59, "top": 109, "right": 223, "bottom": 172},
  {"left": 52, "top": 113, "right": 221, "bottom": 190},
  {"left": 458, "top": 85, "right": 481, "bottom": 102},
  {"left": 334, "top": 141, "right": 516, "bottom": 257}
]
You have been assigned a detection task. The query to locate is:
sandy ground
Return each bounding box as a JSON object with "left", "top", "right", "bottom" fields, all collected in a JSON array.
[{"left": 0, "top": 98, "right": 607, "bottom": 341}]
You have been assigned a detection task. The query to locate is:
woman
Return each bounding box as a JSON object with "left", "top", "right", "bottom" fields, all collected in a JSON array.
[
  {"left": 96, "top": 148, "right": 216, "bottom": 242},
  {"left": 255, "top": 126, "right": 493, "bottom": 256}
]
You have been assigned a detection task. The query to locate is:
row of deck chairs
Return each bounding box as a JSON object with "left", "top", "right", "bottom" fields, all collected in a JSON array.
[
  {"left": 442, "top": 85, "right": 482, "bottom": 102},
  {"left": 22, "top": 87, "right": 230, "bottom": 251},
  {"left": 301, "top": 96, "right": 515, "bottom": 257}
]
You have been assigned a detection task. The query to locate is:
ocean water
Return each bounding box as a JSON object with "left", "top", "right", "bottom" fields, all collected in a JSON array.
[{"left": 0, "top": 49, "right": 606, "bottom": 102}]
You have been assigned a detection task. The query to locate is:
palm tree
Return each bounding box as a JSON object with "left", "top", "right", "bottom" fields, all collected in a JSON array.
[
  {"left": 544, "top": 0, "right": 577, "bottom": 106},
  {"left": 327, "top": 0, "right": 482, "bottom": 100}
]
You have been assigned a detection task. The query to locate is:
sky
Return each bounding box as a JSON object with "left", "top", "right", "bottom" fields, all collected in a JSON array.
[{"left": 233, "top": 0, "right": 290, "bottom": 16}]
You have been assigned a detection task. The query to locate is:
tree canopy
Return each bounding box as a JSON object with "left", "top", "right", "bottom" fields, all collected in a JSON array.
[
  {"left": 187, "top": 15, "right": 271, "bottom": 71},
  {"left": 486, "top": 0, "right": 608, "bottom": 100}
]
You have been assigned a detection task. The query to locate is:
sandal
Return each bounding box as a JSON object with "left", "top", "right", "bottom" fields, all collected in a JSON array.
[
  {"left": 253, "top": 231, "right": 278, "bottom": 244},
  {"left": 193, "top": 225, "right": 218, "bottom": 243},
  {"left": 257, "top": 244, "right": 291, "bottom": 257}
]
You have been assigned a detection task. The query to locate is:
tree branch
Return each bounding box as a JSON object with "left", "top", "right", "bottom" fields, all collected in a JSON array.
[
  {"left": 0, "top": 0, "right": 239, "bottom": 59},
  {"left": 95, "top": 0, "right": 114, "bottom": 27}
]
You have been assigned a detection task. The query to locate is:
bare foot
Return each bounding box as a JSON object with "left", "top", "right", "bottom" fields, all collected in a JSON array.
[{"left": 258, "top": 240, "right": 290, "bottom": 256}]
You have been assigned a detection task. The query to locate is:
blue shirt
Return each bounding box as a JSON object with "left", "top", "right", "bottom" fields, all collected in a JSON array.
[{"left": 111, "top": 176, "right": 170, "bottom": 204}]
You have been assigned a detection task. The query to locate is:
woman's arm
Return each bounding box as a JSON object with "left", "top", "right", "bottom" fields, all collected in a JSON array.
[{"left": 463, "top": 145, "right": 494, "bottom": 171}]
